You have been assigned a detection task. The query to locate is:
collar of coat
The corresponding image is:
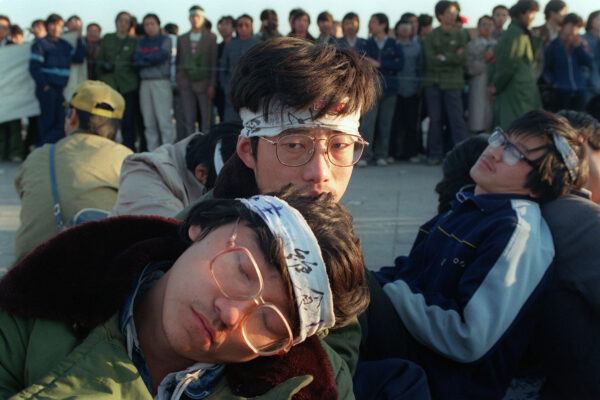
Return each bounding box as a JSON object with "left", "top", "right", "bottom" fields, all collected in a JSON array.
[{"left": 0, "top": 215, "right": 337, "bottom": 400}]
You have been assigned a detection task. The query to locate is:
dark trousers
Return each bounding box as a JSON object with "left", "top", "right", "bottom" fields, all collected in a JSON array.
[
  {"left": 120, "top": 91, "right": 138, "bottom": 151},
  {"left": 555, "top": 89, "right": 586, "bottom": 112},
  {"left": 35, "top": 85, "right": 65, "bottom": 146},
  {"left": 0, "top": 119, "right": 23, "bottom": 160},
  {"left": 361, "top": 94, "right": 397, "bottom": 161},
  {"left": 390, "top": 94, "right": 421, "bottom": 159},
  {"left": 424, "top": 87, "right": 467, "bottom": 160}
]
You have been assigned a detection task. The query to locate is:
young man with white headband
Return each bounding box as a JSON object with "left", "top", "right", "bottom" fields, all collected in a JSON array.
[
  {"left": 0, "top": 189, "right": 369, "bottom": 399},
  {"left": 358, "top": 110, "right": 587, "bottom": 399},
  {"left": 178, "top": 37, "right": 379, "bottom": 204}
]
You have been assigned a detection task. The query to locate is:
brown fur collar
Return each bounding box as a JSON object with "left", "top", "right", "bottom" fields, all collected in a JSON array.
[{"left": 0, "top": 216, "right": 337, "bottom": 399}]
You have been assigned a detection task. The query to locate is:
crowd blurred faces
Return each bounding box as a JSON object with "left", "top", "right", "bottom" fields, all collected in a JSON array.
[{"left": 236, "top": 15, "right": 253, "bottom": 40}]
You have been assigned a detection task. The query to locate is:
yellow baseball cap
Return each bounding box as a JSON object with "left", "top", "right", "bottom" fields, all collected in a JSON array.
[{"left": 69, "top": 80, "right": 125, "bottom": 119}]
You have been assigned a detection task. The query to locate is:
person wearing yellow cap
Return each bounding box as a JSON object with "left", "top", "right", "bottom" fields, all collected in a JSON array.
[{"left": 13, "top": 80, "right": 132, "bottom": 264}]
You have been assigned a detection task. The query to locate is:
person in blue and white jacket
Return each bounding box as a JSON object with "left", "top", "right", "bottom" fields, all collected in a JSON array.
[
  {"left": 29, "top": 13, "right": 85, "bottom": 146},
  {"left": 358, "top": 110, "right": 587, "bottom": 399}
]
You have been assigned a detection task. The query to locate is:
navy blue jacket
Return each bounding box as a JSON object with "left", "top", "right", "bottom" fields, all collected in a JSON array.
[
  {"left": 376, "top": 191, "right": 554, "bottom": 399},
  {"left": 544, "top": 37, "right": 594, "bottom": 92},
  {"left": 361, "top": 37, "right": 404, "bottom": 95},
  {"left": 29, "top": 36, "right": 85, "bottom": 89}
]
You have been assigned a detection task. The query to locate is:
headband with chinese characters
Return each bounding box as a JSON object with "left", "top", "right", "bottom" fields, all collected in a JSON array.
[
  {"left": 237, "top": 195, "right": 335, "bottom": 344},
  {"left": 239, "top": 100, "right": 361, "bottom": 138}
]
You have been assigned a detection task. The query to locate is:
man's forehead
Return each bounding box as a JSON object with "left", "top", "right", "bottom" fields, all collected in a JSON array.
[{"left": 276, "top": 127, "right": 345, "bottom": 137}]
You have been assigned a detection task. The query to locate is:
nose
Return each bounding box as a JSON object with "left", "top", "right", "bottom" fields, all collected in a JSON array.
[
  {"left": 487, "top": 144, "right": 504, "bottom": 161},
  {"left": 215, "top": 297, "right": 256, "bottom": 329},
  {"left": 301, "top": 140, "right": 332, "bottom": 183}
]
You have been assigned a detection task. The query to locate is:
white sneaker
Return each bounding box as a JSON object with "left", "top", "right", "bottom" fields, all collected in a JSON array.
[
  {"left": 357, "top": 160, "right": 368, "bottom": 168},
  {"left": 376, "top": 158, "right": 388, "bottom": 167}
]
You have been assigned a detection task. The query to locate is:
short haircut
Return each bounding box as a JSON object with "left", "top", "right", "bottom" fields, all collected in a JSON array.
[
  {"left": 342, "top": 12, "right": 359, "bottom": 24},
  {"left": 87, "top": 23, "right": 101, "bottom": 31},
  {"left": 0, "top": 15, "right": 10, "bottom": 25},
  {"left": 586, "top": 11, "right": 600, "bottom": 32},
  {"left": 182, "top": 187, "right": 369, "bottom": 331},
  {"left": 189, "top": 5, "right": 205, "bottom": 13},
  {"left": 402, "top": 12, "right": 417, "bottom": 21},
  {"left": 395, "top": 19, "right": 412, "bottom": 34},
  {"left": 164, "top": 23, "right": 178, "bottom": 35},
  {"left": 66, "top": 15, "right": 81, "bottom": 24},
  {"left": 558, "top": 110, "right": 600, "bottom": 150},
  {"left": 371, "top": 13, "right": 389, "bottom": 33},
  {"left": 31, "top": 19, "right": 44, "bottom": 28},
  {"left": 493, "top": 5, "right": 509, "bottom": 14},
  {"left": 186, "top": 122, "right": 241, "bottom": 188},
  {"left": 435, "top": 1, "right": 460, "bottom": 20},
  {"left": 561, "top": 13, "right": 584, "bottom": 27},
  {"left": 418, "top": 14, "right": 434, "bottom": 33},
  {"left": 75, "top": 104, "right": 121, "bottom": 140},
  {"left": 317, "top": 11, "right": 333, "bottom": 23},
  {"left": 260, "top": 9, "right": 277, "bottom": 21},
  {"left": 478, "top": 15, "right": 494, "bottom": 25},
  {"left": 507, "top": 110, "right": 587, "bottom": 201},
  {"left": 544, "top": 0, "right": 566, "bottom": 20},
  {"left": 115, "top": 11, "right": 131, "bottom": 24},
  {"left": 290, "top": 9, "right": 310, "bottom": 27},
  {"left": 143, "top": 13, "right": 160, "bottom": 26},
  {"left": 237, "top": 14, "right": 253, "bottom": 25},
  {"left": 10, "top": 24, "right": 23, "bottom": 36},
  {"left": 45, "top": 14, "right": 63, "bottom": 28},
  {"left": 218, "top": 15, "right": 235, "bottom": 26},
  {"left": 509, "top": 0, "right": 540, "bottom": 18},
  {"left": 230, "top": 37, "right": 379, "bottom": 122}
]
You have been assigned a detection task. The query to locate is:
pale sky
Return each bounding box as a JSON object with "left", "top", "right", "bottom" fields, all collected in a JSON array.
[{"left": 2, "top": 0, "right": 598, "bottom": 41}]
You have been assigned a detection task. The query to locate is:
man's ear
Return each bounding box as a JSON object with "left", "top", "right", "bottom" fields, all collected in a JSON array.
[
  {"left": 237, "top": 136, "right": 256, "bottom": 170},
  {"left": 188, "top": 225, "right": 203, "bottom": 241},
  {"left": 194, "top": 164, "right": 208, "bottom": 185}
]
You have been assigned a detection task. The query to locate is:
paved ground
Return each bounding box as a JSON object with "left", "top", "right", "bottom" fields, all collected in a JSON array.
[{"left": 0, "top": 160, "right": 442, "bottom": 274}]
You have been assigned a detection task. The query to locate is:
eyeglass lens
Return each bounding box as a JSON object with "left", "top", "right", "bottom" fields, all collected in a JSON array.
[
  {"left": 488, "top": 130, "right": 523, "bottom": 166},
  {"left": 211, "top": 249, "right": 291, "bottom": 353},
  {"left": 276, "top": 134, "right": 364, "bottom": 166}
]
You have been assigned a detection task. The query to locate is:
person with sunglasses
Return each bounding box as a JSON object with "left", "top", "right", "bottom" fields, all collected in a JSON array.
[
  {"left": 358, "top": 110, "right": 587, "bottom": 399},
  {"left": 0, "top": 189, "right": 370, "bottom": 399}
]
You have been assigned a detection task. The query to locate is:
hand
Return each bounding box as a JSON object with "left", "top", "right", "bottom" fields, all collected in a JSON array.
[
  {"left": 43, "top": 85, "right": 50, "bottom": 92},
  {"left": 366, "top": 57, "right": 381, "bottom": 68},
  {"left": 207, "top": 85, "right": 216, "bottom": 100}
]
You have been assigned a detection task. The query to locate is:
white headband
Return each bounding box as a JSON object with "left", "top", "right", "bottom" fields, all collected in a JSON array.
[
  {"left": 237, "top": 195, "right": 335, "bottom": 344},
  {"left": 239, "top": 100, "right": 361, "bottom": 138}
]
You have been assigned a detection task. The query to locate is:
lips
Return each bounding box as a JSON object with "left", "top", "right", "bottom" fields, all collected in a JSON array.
[
  {"left": 191, "top": 308, "right": 215, "bottom": 345},
  {"left": 478, "top": 155, "right": 494, "bottom": 172}
]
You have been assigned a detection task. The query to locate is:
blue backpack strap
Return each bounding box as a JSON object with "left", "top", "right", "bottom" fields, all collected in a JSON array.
[{"left": 49, "top": 144, "right": 64, "bottom": 231}]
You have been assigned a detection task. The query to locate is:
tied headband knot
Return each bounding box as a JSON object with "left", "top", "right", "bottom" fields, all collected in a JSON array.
[
  {"left": 237, "top": 195, "right": 335, "bottom": 344},
  {"left": 239, "top": 100, "right": 361, "bottom": 139}
]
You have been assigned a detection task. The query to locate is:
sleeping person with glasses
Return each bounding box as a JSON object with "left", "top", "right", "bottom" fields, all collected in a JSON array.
[
  {"left": 0, "top": 189, "right": 369, "bottom": 400},
  {"left": 357, "top": 110, "right": 588, "bottom": 399}
]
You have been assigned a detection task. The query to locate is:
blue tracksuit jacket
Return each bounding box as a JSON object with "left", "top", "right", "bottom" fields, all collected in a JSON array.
[
  {"left": 376, "top": 191, "right": 555, "bottom": 399},
  {"left": 29, "top": 36, "right": 85, "bottom": 89}
]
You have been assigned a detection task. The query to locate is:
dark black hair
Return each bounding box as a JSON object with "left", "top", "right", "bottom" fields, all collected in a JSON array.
[
  {"left": 260, "top": 9, "right": 277, "bottom": 21},
  {"left": 317, "top": 11, "right": 333, "bottom": 23},
  {"left": 343, "top": 12, "right": 359, "bottom": 24},
  {"left": 74, "top": 103, "right": 121, "bottom": 140},
  {"left": 87, "top": 22, "right": 101, "bottom": 31},
  {"left": 435, "top": 1, "right": 460, "bottom": 20},
  {"left": 586, "top": 10, "right": 600, "bottom": 32},
  {"left": 0, "top": 15, "right": 10, "bottom": 25},
  {"left": 544, "top": 0, "right": 566, "bottom": 20},
  {"left": 134, "top": 23, "right": 145, "bottom": 36},
  {"left": 509, "top": 0, "right": 540, "bottom": 18},
  {"left": 371, "top": 13, "right": 389, "bottom": 33},
  {"left": 401, "top": 12, "right": 417, "bottom": 21},
  {"left": 10, "top": 24, "right": 23, "bottom": 37},
  {"left": 185, "top": 122, "right": 242, "bottom": 188},
  {"left": 418, "top": 14, "right": 434, "bottom": 34},
  {"left": 143, "top": 13, "right": 160, "bottom": 27},
  {"left": 561, "top": 13, "right": 584, "bottom": 28},
  {"left": 164, "top": 23, "right": 179, "bottom": 35},
  {"left": 218, "top": 15, "right": 235, "bottom": 26},
  {"left": 115, "top": 11, "right": 132, "bottom": 24},
  {"left": 204, "top": 19, "right": 212, "bottom": 31},
  {"left": 237, "top": 14, "right": 253, "bottom": 25},
  {"left": 45, "top": 13, "right": 63, "bottom": 28},
  {"left": 66, "top": 15, "right": 81, "bottom": 24},
  {"left": 478, "top": 15, "right": 494, "bottom": 25},
  {"left": 493, "top": 4, "right": 509, "bottom": 14},
  {"left": 558, "top": 110, "right": 600, "bottom": 150},
  {"left": 230, "top": 37, "right": 379, "bottom": 120}
]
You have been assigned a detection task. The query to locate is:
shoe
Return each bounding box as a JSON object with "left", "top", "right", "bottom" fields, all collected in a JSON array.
[
  {"left": 409, "top": 155, "right": 421, "bottom": 163},
  {"left": 426, "top": 157, "right": 442, "bottom": 166},
  {"left": 10, "top": 156, "right": 23, "bottom": 163},
  {"left": 376, "top": 158, "right": 388, "bottom": 167},
  {"left": 386, "top": 156, "right": 395, "bottom": 164},
  {"left": 357, "top": 160, "right": 368, "bottom": 168}
]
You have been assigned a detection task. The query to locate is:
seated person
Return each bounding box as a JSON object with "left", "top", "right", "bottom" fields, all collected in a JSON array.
[
  {"left": 111, "top": 122, "right": 240, "bottom": 217},
  {"left": 0, "top": 190, "right": 369, "bottom": 399},
  {"left": 13, "top": 80, "right": 132, "bottom": 263},
  {"left": 525, "top": 110, "right": 600, "bottom": 398},
  {"left": 359, "top": 110, "right": 586, "bottom": 399}
]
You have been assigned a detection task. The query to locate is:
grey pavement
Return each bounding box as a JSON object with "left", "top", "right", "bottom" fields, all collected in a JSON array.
[{"left": 0, "top": 160, "right": 442, "bottom": 274}]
